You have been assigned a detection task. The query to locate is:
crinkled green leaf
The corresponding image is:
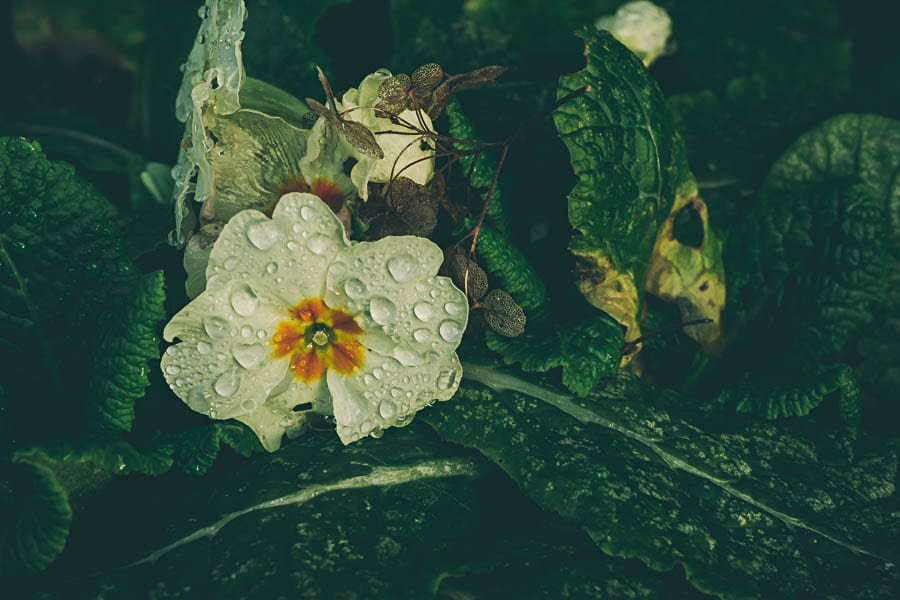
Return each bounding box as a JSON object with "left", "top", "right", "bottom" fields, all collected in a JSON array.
[
  {"left": 462, "top": 220, "right": 549, "bottom": 323},
  {"left": 727, "top": 114, "right": 900, "bottom": 363},
  {"left": 485, "top": 315, "right": 623, "bottom": 396},
  {"left": 0, "top": 458, "right": 72, "bottom": 578},
  {"left": 423, "top": 362, "right": 900, "bottom": 599},
  {"left": 447, "top": 99, "right": 511, "bottom": 233},
  {"left": 857, "top": 257, "right": 900, "bottom": 412},
  {"left": 173, "top": 422, "right": 261, "bottom": 476},
  {"left": 0, "top": 137, "right": 164, "bottom": 443},
  {"left": 554, "top": 29, "right": 691, "bottom": 343},
  {"left": 87, "top": 271, "right": 166, "bottom": 435},
  {"left": 717, "top": 364, "right": 861, "bottom": 423}
]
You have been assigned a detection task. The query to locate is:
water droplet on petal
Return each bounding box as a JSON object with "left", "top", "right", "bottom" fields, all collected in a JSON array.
[
  {"left": 379, "top": 401, "right": 397, "bottom": 419},
  {"left": 214, "top": 368, "right": 240, "bottom": 397},
  {"left": 230, "top": 284, "right": 259, "bottom": 316},
  {"left": 387, "top": 253, "right": 417, "bottom": 282},
  {"left": 437, "top": 369, "right": 458, "bottom": 391},
  {"left": 307, "top": 235, "right": 332, "bottom": 255},
  {"left": 394, "top": 347, "right": 422, "bottom": 366},
  {"left": 286, "top": 240, "right": 300, "bottom": 251},
  {"left": 240, "top": 325, "right": 253, "bottom": 338},
  {"left": 413, "top": 302, "right": 434, "bottom": 321},
  {"left": 439, "top": 320, "right": 462, "bottom": 343},
  {"left": 300, "top": 205, "right": 315, "bottom": 220},
  {"left": 344, "top": 278, "right": 367, "bottom": 299},
  {"left": 233, "top": 344, "right": 268, "bottom": 369},
  {"left": 203, "top": 316, "right": 229, "bottom": 339},
  {"left": 197, "top": 341, "right": 212, "bottom": 354},
  {"left": 292, "top": 222, "right": 304, "bottom": 233},
  {"left": 413, "top": 328, "right": 432, "bottom": 343},
  {"left": 241, "top": 399, "right": 256, "bottom": 412},
  {"left": 369, "top": 296, "right": 397, "bottom": 325},
  {"left": 186, "top": 387, "right": 207, "bottom": 411},
  {"left": 165, "top": 365, "right": 181, "bottom": 375},
  {"left": 266, "top": 262, "right": 279, "bottom": 274},
  {"left": 247, "top": 221, "right": 280, "bottom": 250},
  {"left": 223, "top": 256, "right": 238, "bottom": 270},
  {"left": 444, "top": 301, "right": 466, "bottom": 316}
]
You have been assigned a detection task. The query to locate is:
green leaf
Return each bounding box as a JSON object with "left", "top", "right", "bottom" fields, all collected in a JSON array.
[
  {"left": 0, "top": 137, "right": 166, "bottom": 443},
  {"left": 423, "top": 362, "right": 900, "bottom": 599},
  {"left": 173, "top": 422, "right": 261, "bottom": 476},
  {"left": 0, "top": 458, "right": 72, "bottom": 577},
  {"left": 446, "top": 99, "right": 511, "bottom": 233},
  {"left": 727, "top": 115, "right": 900, "bottom": 362},
  {"left": 554, "top": 29, "right": 691, "bottom": 344},
  {"left": 485, "top": 315, "right": 623, "bottom": 396},
  {"left": 718, "top": 364, "right": 862, "bottom": 423},
  {"left": 22, "top": 426, "right": 539, "bottom": 597},
  {"left": 462, "top": 220, "right": 550, "bottom": 323},
  {"left": 87, "top": 271, "right": 166, "bottom": 435}
]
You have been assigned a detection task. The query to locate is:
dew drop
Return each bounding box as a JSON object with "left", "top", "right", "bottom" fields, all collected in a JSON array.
[
  {"left": 394, "top": 347, "right": 422, "bottom": 366},
  {"left": 369, "top": 296, "right": 397, "bottom": 325},
  {"left": 413, "top": 302, "right": 434, "bottom": 321},
  {"left": 379, "top": 401, "right": 397, "bottom": 419},
  {"left": 256, "top": 329, "right": 268, "bottom": 340},
  {"left": 437, "top": 369, "right": 458, "bottom": 391},
  {"left": 363, "top": 374, "right": 375, "bottom": 385},
  {"left": 413, "top": 328, "right": 432, "bottom": 343},
  {"left": 300, "top": 205, "right": 315, "bottom": 220},
  {"left": 165, "top": 365, "right": 181, "bottom": 375},
  {"left": 292, "top": 222, "right": 304, "bottom": 233},
  {"left": 439, "top": 320, "right": 462, "bottom": 342},
  {"left": 234, "top": 344, "right": 268, "bottom": 369},
  {"left": 247, "top": 221, "right": 280, "bottom": 250},
  {"left": 197, "top": 341, "right": 212, "bottom": 354},
  {"left": 230, "top": 284, "right": 259, "bottom": 316},
  {"left": 370, "top": 427, "right": 384, "bottom": 439},
  {"left": 203, "top": 316, "right": 229, "bottom": 339},
  {"left": 444, "top": 301, "right": 466, "bottom": 316},
  {"left": 266, "top": 262, "right": 279, "bottom": 274},
  {"left": 286, "top": 240, "right": 300, "bottom": 251},
  {"left": 240, "top": 325, "right": 253, "bottom": 338},
  {"left": 214, "top": 368, "right": 240, "bottom": 397},
  {"left": 387, "top": 253, "right": 417, "bottom": 282},
  {"left": 174, "top": 378, "right": 185, "bottom": 387},
  {"left": 307, "top": 235, "right": 332, "bottom": 255},
  {"left": 186, "top": 387, "right": 207, "bottom": 412},
  {"left": 241, "top": 399, "right": 256, "bottom": 412},
  {"left": 372, "top": 367, "right": 385, "bottom": 379},
  {"left": 209, "top": 409, "right": 219, "bottom": 418},
  {"left": 166, "top": 346, "right": 179, "bottom": 356},
  {"left": 344, "top": 278, "right": 367, "bottom": 299},
  {"left": 223, "top": 256, "right": 238, "bottom": 271}
]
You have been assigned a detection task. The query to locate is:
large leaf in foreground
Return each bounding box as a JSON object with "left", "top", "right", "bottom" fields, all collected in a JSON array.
[
  {"left": 31, "top": 426, "right": 703, "bottom": 598},
  {"left": 423, "top": 362, "right": 900, "bottom": 599},
  {"left": 554, "top": 29, "right": 723, "bottom": 349}
]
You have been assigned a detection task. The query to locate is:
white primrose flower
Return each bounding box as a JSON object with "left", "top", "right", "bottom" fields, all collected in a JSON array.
[
  {"left": 161, "top": 193, "right": 467, "bottom": 451},
  {"left": 595, "top": 1, "right": 673, "bottom": 67}
]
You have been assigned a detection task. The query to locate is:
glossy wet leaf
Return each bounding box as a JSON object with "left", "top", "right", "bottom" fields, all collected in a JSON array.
[{"left": 423, "top": 362, "right": 900, "bottom": 599}]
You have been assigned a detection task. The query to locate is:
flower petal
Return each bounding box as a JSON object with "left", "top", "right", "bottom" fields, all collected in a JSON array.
[
  {"left": 206, "top": 192, "right": 350, "bottom": 307},
  {"left": 161, "top": 279, "right": 289, "bottom": 421},
  {"left": 234, "top": 379, "right": 329, "bottom": 452},
  {"left": 324, "top": 236, "right": 469, "bottom": 366},
  {"left": 327, "top": 352, "right": 462, "bottom": 444},
  {"left": 199, "top": 110, "right": 311, "bottom": 222}
]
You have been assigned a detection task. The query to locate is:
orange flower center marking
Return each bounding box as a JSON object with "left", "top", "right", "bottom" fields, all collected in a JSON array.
[{"left": 271, "top": 298, "right": 365, "bottom": 383}]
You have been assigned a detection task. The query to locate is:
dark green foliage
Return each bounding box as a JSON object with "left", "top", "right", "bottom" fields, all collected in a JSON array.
[
  {"left": 463, "top": 220, "right": 550, "bottom": 323},
  {"left": 726, "top": 115, "right": 900, "bottom": 363},
  {"left": 718, "top": 364, "right": 861, "bottom": 423},
  {"left": 423, "top": 363, "right": 900, "bottom": 599},
  {"left": 485, "top": 315, "right": 623, "bottom": 396},
  {"left": 446, "top": 99, "right": 512, "bottom": 233},
  {"left": 173, "top": 422, "right": 261, "bottom": 476},
  {"left": 0, "top": 459, "right": 72, "bottom": 577}
]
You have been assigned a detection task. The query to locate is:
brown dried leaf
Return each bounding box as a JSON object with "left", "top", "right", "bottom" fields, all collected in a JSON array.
[
  {"left": 481, "top": 288, "right": 526, "bottom": 337},
  {"left": 341, "top": 120, "right": 384, "bottom": 159}
]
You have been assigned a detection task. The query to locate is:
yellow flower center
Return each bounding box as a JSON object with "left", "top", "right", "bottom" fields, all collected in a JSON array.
[{"left": 271, "top": 298, "right": 365, "bottom": 383}]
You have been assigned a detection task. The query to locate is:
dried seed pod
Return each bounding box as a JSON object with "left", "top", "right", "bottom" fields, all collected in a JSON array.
[
  {"left": 411, "top": 63, "right": 444, "bottom": 92},
  {"left": 481, "top": 288, "right": 526, "bottom": 337},
  {"left": 387, "top": 177, "right": 439, "bottom": 237},
  {"left": 305, "top": 97, "right": 340, "bottom": 126},
  {"left": 445, "top": 249, "right": 488, "bottom": 301},
  {"left": 341, "top": 120, "right": 384, "bottom": 159},
  {"left": 376, "top": 74, "right": 412, "bottom": 116}
]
